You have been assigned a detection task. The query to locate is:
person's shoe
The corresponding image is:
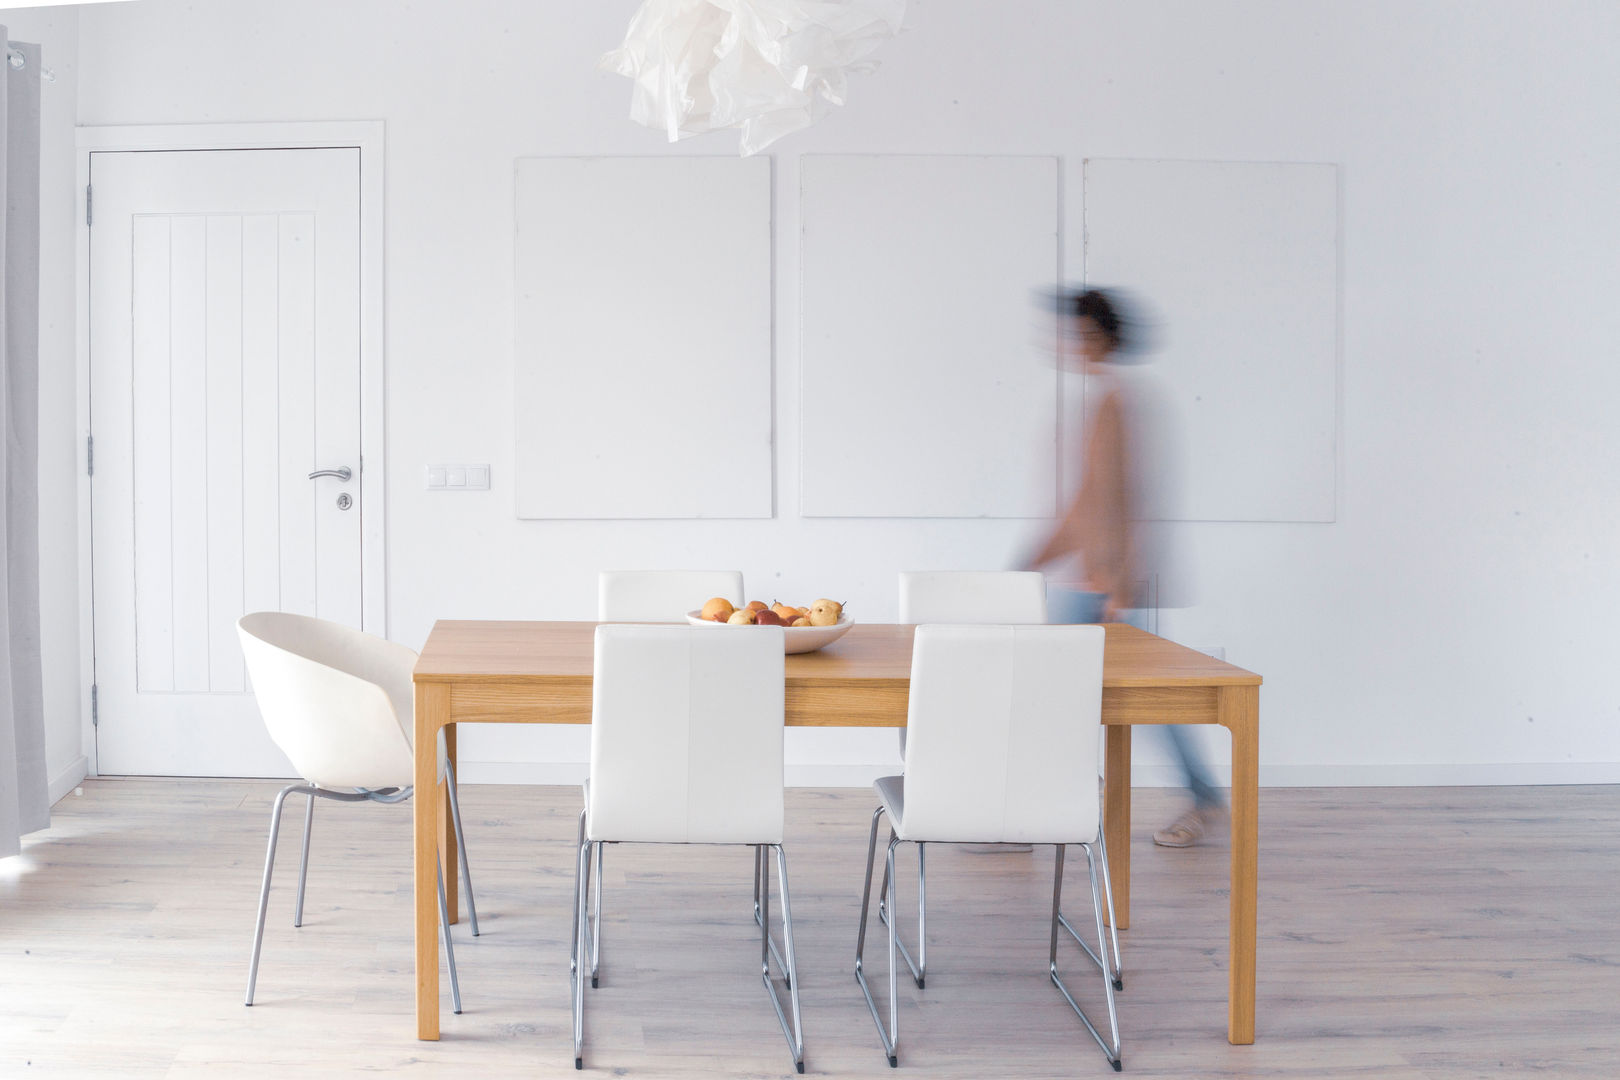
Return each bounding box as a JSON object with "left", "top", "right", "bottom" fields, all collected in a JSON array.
[{"left": 1153, "top": 806, "right": 1226, "bottom": 848}]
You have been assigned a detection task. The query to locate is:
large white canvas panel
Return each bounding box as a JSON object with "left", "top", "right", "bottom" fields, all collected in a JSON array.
[
  {"left": 515, "top": 157, "right": 773, "bottom": 519},
  {"left": 1083, "top": 159, "right": 1339, "bottom": 523},
  {"left": 799, "top": 155, "right": 1060, "bottom": 518}
]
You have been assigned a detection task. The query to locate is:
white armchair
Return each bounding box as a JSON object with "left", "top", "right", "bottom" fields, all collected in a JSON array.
[{"left": 236, "top": 612, "right": 478, "bottom": 1013}]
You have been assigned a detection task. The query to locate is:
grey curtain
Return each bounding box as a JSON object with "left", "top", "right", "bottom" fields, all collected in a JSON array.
[{"left": 0, "top": 28, "right": 45, "bottom": 860}]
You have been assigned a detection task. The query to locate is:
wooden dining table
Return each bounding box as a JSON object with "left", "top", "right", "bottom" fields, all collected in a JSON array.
[{"left": 412, "top": 620, "right": 1262, "bottom": 1045}]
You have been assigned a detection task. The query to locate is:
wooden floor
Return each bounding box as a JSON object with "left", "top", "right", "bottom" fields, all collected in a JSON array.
[{"left": 2, "top": 781, "right": 1617, "bottom": 1078}]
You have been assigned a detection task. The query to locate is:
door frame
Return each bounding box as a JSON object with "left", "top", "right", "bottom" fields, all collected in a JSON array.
[{"left": 75, "top": 121, "right": 387, "bottom": 777}]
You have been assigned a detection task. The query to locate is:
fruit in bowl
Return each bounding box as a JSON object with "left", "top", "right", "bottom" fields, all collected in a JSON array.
[
  {"left": 807, "top": 599, "right": 843, "bottom": 627},
  {"left": 701, "top": 597, "right": 735, "bottom": 622},
  {"left": 690, "top": 597, "right": 854, "bottom": 653}
]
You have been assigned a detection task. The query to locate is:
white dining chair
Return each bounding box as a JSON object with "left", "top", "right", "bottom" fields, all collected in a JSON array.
[
  {"left": 895, "top": 570, "right": 1048, "bottom": 762},
  {"left": 236, "top": 612, "right": 478, "bottom": 1013},
  {"left": 571, "top": 624, "right": 804, "bottom": 1073},
  {"left": 591, "top": 569, "right": 748, "bottom": 963},
  {"left": 855, "top": 624, "right": 1122, "bottom": 1071},
  {"left": 889, "top": 572, "right": 1120, "bottom": 994},
  {"left": 597, "top": 569, "right": 745, "bottom": 622},
  {"left": 897, "top": 571, "right": 1048, "bottom": 625}
]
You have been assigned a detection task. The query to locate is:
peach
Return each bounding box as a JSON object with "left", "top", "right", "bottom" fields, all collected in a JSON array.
[{"left": 701, "top": 597, "right": 735, "bottom": 622}]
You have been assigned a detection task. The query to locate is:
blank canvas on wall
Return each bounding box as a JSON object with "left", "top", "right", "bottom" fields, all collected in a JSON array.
[
  {"left": 799, "top": 155, "right": 1060, "bottom": 518},
  {"left": 1083, "top": 158, "right": 1340, "bottom": 523},
  {"left": 514, "top": 156, "right": 773, "bottom": 519}
]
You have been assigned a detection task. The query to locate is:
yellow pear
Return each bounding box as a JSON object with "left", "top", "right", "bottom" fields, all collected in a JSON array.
[
  {"left": 727, "top": 608, "right": 757, "bottom": 625},
  {"left": 745, "top": 600, "right": 769, "bottom": 614},
  {"left": 770, "top": 602, "right": 797, "bottom": 621},
  {"left": 790, "top": 616, "right": 811, "bottom": 627},
  {"left": 807, "top": 599, "right": 843, "bottom": 627},
  {"left": 701, "top": 597, "right": 735, "bottom": 622}
]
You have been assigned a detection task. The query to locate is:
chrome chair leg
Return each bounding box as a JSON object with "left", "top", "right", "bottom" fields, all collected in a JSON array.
[
  {"left": 571, "top": 834, "right": 591, "bottom": 1070},
  {"left": 589, "top": 840, "right": 603, "bottom": 986},
  {"left": 1060, "top": 785, "right": 1123, "bottom": 989},
  {"left": 1096, "top": 823, "right": 1123, "bottom": 989},
  {"left": 759, "top": 844, "right": 806, "bottom": 1073},
  {"left": 1058, "top": 827, "right": 1123, "bottom": 989},
  {"left": 854, "top": 806, "right": 901, "bottom": 1067},
  {"left": 436, "top": 854, "right": 463, "bottom": 1015},
  {"left": 1050, "top": 844, "right": 1122, "bottom": 1071},
  {"left": 443, "top": 757, "right": 479, "bottom": 937},
  {"left": 878, "top": 829, "right": 908, "bottom": 923},
  {"left": 248, "top": 783, "right": 463, "bottom": 1014},
  {"left": 570, "top": 809, "right": 586, "bottom": 975},
  {"left": 753, "top": 845, "right": 791, "bottom": 986},
  {"left": 293, "top": 792, "right": 314, "bottom": 928},
  {"left": 877, "top": 834, "right": 927, "bottom": 988},
  {"left": 246, "top": 783, "right": 309, "bottom": 1005},
  {"left": 1084, "top": 845, "right": 1123, "bottom": 1064}
]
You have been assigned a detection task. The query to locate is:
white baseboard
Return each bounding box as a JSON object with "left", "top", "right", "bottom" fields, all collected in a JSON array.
[
  {"left": 457, "top": 761, "right": 588, "bottom": 786},
  {"left": 455, "top": 761, "right": 905, "bottom": 788},
  {"left": 49, "top": 756, "right": 89, "bottom": 805},
  {"left": 1246, "top": 761, "right": 1620, "bottom": 787},
  {"left": 456, "top": 760, "right": 1620, "bottom": 789},
  {"left": 785, "top": 763, "right": 903, "bottom": 788}
]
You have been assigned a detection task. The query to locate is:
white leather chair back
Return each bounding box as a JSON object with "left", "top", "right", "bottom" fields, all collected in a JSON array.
[
  {"left": 598, "top": 570, "right": 746, "bottom": 623},
  {"left": 898, "top": 571, "right": 1047, "bottom": 625},
  {"left": 238, "top": 612, "right": 417, "bottom": 791},
  {"left": 902, "top": 624, "right": 1104, "bottom": 844},
  {"left": 588, "top": 624, "right": 785, "bottom": 844}
]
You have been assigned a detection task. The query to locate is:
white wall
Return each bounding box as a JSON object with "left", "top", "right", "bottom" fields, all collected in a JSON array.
[
  {"left": 5, "top": 9, "right": 82, "bottom": 802},
  {"left": 59, "top": 0, "right": 1620, "bottom": 786}
]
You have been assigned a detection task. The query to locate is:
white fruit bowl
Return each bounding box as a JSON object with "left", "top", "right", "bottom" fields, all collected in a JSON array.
[{"left": 685, "top": 611, "right": 855, "bottom": 654}]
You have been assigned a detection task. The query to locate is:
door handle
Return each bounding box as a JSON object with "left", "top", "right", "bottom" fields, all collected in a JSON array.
[{"left": 308, "top": 466, "right": 353, "bottom": 481}]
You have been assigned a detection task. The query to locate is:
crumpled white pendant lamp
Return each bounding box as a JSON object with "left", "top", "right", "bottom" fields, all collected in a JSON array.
[{"left": 601, "top": 0, "right": 906, "bottom": 156}]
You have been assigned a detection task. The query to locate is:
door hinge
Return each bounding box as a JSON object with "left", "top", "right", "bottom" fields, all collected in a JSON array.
[
  {"left": 91, "top": 684, "right": 99, "bottom": 727},
  {"left": 86, "top": 434, "right": 94, "bottom": 477},
  {"left": 85, "top": 183, "right": 93, "bottom": 227}
]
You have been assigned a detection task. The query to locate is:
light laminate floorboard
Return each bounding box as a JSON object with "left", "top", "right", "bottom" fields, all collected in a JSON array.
[{"left": 2, "top": 780, "right": 1617, "bottom": 1078}]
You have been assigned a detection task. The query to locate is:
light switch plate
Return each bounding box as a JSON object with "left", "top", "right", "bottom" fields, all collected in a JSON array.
[{"left": 427, "top": 464, "right": 490, "bottom": 490}]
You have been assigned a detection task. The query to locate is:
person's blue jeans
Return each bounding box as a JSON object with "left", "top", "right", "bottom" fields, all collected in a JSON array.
[{"left": 1047, "top": 586, "right": 1225, "bottom": 811}]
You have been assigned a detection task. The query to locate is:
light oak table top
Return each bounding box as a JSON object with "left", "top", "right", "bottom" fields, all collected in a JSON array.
[{"left": 415, "top": 620, "right": 1260, "bottom": 697}]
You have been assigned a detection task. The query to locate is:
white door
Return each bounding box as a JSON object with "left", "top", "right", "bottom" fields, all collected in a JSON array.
[{"left": 90, "top": 148, "right": 363, "bottom": 776}]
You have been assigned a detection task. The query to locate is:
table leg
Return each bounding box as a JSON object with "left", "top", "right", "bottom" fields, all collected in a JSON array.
[
  {"left": 415, "top": 682, "right": 449, "bottom": 1041},
  {"left": 440, "top": 724, "right": 459, "bottom": 925},
  {"left": 1103, "top": 725, "right": 1132, "bottom": 929},
  {"left": 1220, "top": 684, "right": 1259, "bottom": 1045}
]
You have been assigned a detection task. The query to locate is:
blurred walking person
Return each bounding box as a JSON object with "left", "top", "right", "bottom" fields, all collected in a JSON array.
[{"left": 1024, "top": 288, "right": 1225, "bottom": 848}]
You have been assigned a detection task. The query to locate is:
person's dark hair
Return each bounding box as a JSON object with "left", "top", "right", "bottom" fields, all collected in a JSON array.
[{"left": 1071, "top": 289, "right": 1126, "bottom": 350}]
